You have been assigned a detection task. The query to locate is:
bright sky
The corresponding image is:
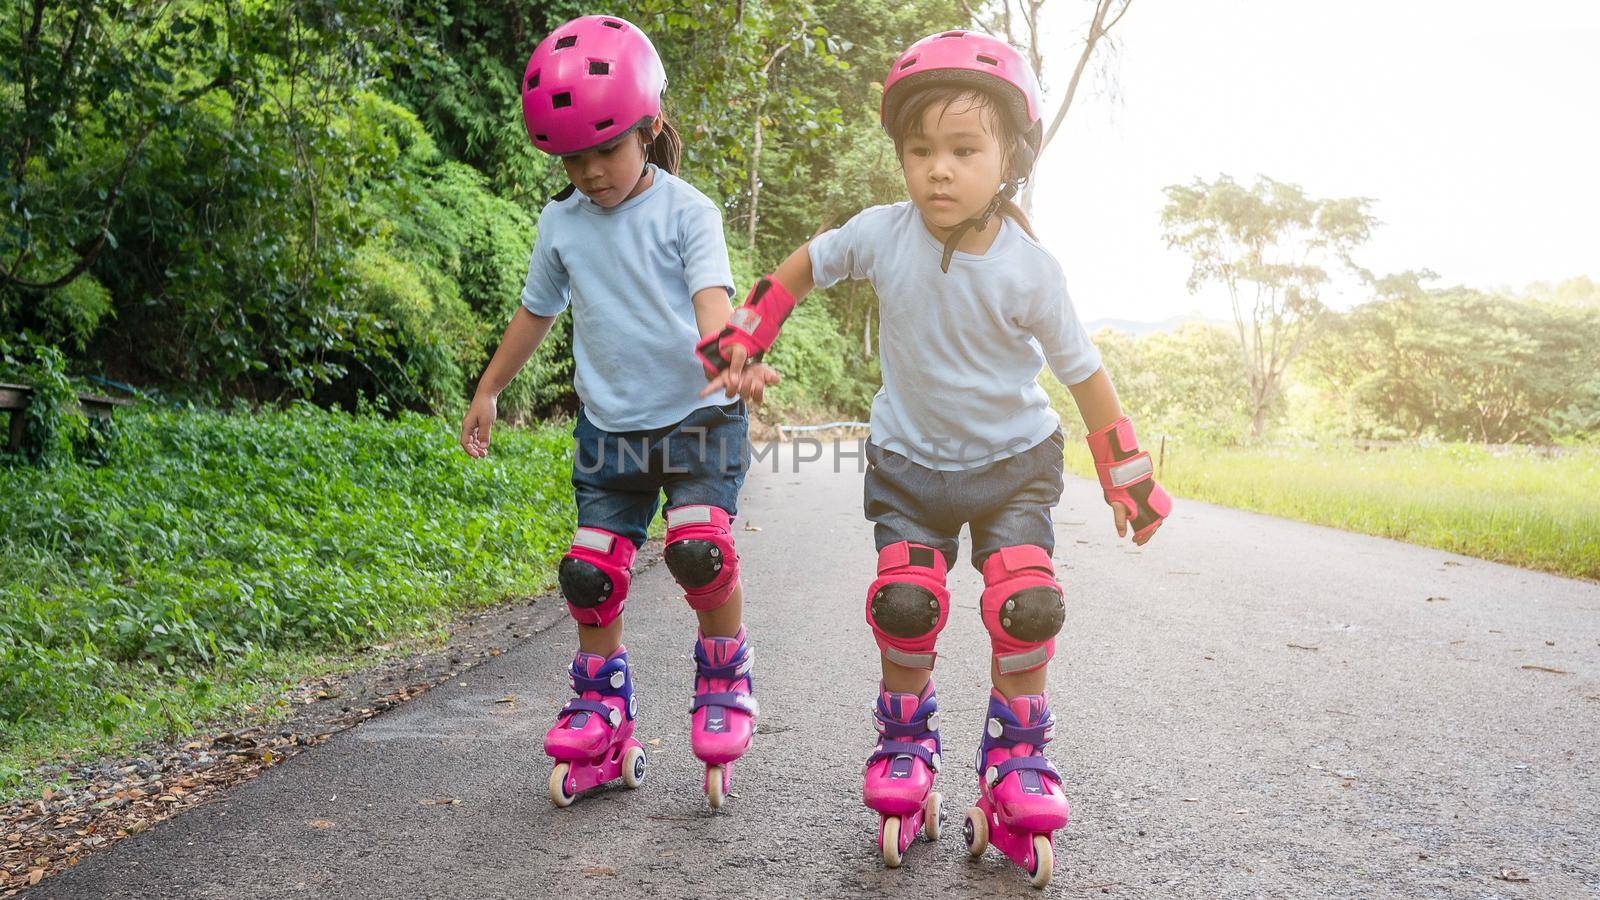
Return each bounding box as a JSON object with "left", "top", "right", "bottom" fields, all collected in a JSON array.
[{"left": 1030, "top": 0, "right": 1600, "bottom": 322}]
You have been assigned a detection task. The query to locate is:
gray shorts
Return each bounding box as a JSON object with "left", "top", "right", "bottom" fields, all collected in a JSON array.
[{"left": 863, "top": 431, "right": 1066, "bottom": 570}]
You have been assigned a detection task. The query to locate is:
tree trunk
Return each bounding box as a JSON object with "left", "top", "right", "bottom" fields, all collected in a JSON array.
[{"left": 747, "top": 114, "right": 763, "bottom": 250}]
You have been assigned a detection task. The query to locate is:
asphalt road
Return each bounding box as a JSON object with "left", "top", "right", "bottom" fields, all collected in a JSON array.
[{"left": 43, "top": 441, "right": 1600, "bottom": 898}]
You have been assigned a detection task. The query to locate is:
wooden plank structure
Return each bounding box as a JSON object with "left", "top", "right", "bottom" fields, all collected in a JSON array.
[{"left": 0, "top": 382, "right": 135, "bottom": 453}]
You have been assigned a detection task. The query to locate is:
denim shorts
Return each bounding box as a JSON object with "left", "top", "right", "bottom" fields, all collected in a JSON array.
[
  {"left": 571, "top": 401, "right": 749, "bottom": 547},
  {"left": 863, "top": 431, "right": 1065, "bottom": 570}
]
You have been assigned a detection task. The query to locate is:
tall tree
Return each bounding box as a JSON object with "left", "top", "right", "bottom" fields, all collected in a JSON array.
[
  {"left": 963, "top": 0, "right": 1134, "bottom": 211},
  {"left": 1161, "top": 175, "right": 1375, "bottom": 437}
]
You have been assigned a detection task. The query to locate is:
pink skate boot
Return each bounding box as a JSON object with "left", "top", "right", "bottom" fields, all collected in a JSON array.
[
  {"left": 963, "top": 691, "right": 1071, "bottom": 888},
  {"left": 543, "top": 647, "right": 646, "bottom": 806},
  {"left": 690, "top": 628, "right": 757, "bottom": 809},
  {"left": 864, "top": 681, "right": 944, "bottom": 867}
]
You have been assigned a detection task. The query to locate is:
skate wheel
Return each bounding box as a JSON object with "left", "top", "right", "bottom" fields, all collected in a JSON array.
[
  {"left": 705, "top": 764, "right": 726, "bottom": 810},
  {"left": 962, "top": 806, "right": 988, "bottom": 857},
  {"left": 923, "top": 791, "right": 943, "bottom": 842},
  {"left": 548, "top": 762, "right": 575, "bottom": 808},
  {"left": 1029, "top": 834, "right": 1054, "bottom": 890},
  {"left": 880, "top": 816, "right": 903, "bottom": 868},
  {"left": 622, "top": 745, "right": 647, "bottom": 789}
]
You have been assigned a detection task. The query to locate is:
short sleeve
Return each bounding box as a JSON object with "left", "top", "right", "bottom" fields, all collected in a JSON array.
[
  {"left": 1027, "top": 267, "right": 1103, "bottom": 386},
  {"left": 520, "top": 218, "right": 570, "bottom": 317},
  {"left": 679, "top": 200, "right": 735, "bottom": 297},
  {"left": 809, "top": 209, "right": 877, "bottom": 289}
]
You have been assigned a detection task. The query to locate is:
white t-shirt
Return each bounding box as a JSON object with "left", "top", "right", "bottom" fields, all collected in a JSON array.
[
  {"left": 809, "top": 201, "right": 1102, "bottom": 470},
  {"left": 521, "top": 165, "right": 735, "bottom": 432}
]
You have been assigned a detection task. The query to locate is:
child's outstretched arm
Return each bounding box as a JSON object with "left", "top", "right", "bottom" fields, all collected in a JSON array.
[
  {"left": 1067, "top": 368, "right": 1172, "bottom": 546},
  {"left": 697, "top": 242, "right": 815, "bottom": 400},
  {"left": 460, "top": 307, "right": 557, "bottom": 458}
]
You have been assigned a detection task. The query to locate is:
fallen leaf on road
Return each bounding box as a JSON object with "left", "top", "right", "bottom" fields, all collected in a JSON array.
[
  {"left": 418, "top": 798, "right": 460, "bottom": 806},
  {"left": 1287, "top": 643, "right": 1319, "bottom": 651},
  {"left": 1425, "top": 596, "right": 1448, "bottom": 603},
  {"left": 582, "top": 865, "right": 617, "bottom": 876},
  {"left": 494, "top": 696, "right": 516, "bottom": 704},
  {"left": 1519, "top": 665, "right": 1570, "bottom": 674},
  {"left": 744, "top": 524, "right": 762, "bottom": 532},
  {"left": 1182, "top": 797, "right": 1198, "bottom": 803},
  {"left": 646, "top": 738, "right": 661, "bottom": 746},
  {"left": 308, "top": 819, "right": 335, "bottom": 829},
  {"left": 1494, "top": 868, "right": 1530, "bottom": 883}
]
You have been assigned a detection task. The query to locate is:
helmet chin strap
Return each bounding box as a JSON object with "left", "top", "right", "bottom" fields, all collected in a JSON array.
[{"left": 938, "top": 180, "right": 1019, "bottom": 274}]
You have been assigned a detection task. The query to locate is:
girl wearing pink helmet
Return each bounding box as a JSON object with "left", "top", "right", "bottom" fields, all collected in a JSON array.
[
  {"left": 698, "top": 29, "right": 1171, "bottom": 886},
  {"left": 461, "top": 14, "right": 777, "bottom": 812}
]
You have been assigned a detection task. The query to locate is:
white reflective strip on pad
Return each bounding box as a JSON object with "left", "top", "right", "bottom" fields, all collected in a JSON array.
[
  {"left": 996, "top": 645, "right": 1051, "bottom": 675},
  {"left": 884, "top": 647, "right": 936, "bottom": 670},
  {"left": 666, "top": 505, "right": 714, "bottom": 527},
  {"left": 730, "top": 308, "right": 762, "bottom": 331},
  {"left": 572, "top": 528, "right": 615, "bottom": 553},
  {"left": 1107, "top": 453, "right": 1154, "bottom": 488}
]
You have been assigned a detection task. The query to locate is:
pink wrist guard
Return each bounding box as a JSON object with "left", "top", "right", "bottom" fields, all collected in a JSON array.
[
  {"left": 1085, "top": 416, "right": 1172, "bottom": 540},
  {"left": 696, "top": 276, "right": 797, "bottom": 377}
]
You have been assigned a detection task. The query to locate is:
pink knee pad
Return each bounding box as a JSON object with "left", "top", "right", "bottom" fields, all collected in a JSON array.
[
  {"left": 558, "top": 527, "right": 636, "bottom": 627},
  {"left": 980, "top": 545, "right": 1065, "bottom": 675},
  {"left": 865, "top": 542, "right": 951, "bottom": 670},
  {"left": 663, "top": 505, "right": 740, "bottom": 611}
]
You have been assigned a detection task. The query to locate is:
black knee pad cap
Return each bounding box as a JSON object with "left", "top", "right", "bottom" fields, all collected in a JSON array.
[
  {"left": 559, "top": 556, "right": 614, "bottom": 608},
  {"left": 999, "top": 586, "right": 1065, "bottom": 642},
  {"left": 870, "top": 583, "right": 942, "bottom": 639},
  {"left": 664, "top": 539, "right": 723, "bottom": 588}
]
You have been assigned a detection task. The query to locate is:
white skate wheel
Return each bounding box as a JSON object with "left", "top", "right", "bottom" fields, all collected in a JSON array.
[
  {"left": 705, "top": 764, "right": 726, "bottom": 810},
  {"left": 548, "top": 762, "right": 575, "bottom": 808},
  {"left": 622, "top": 745, "right": 647, "bottom": 789},
  {"left": 923, "top": 792, "right": 943, "bottom": 842},
  {"left": 880, "top": 816, "right": 903, "bottom": 868},
  {"left": 1029, "top": 834, "right": 1054, "bottom": 889},
  {"left": 962, "top": 806, "right": 988, "bottom": 857}
]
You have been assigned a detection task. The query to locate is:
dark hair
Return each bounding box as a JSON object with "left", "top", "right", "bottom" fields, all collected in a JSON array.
[
  {"left": 641, "top": 114, "right": 682, "bottom": 175},
  {"left": 885, "top": 84, "right": 1037, "bottom": 239}
]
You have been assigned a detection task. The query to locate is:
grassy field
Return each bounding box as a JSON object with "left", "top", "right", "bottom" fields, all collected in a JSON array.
[
  {"left": 1067, "top": 440, "right": 1600, "bottom": 581},
  {"left": 0, "top": 406, "right": 575, "bottom": 797}
]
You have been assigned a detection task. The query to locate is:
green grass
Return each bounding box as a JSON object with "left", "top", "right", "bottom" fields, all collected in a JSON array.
[
  {"left": 0, "top": 405, "right": 575, "bottom": 797},
  {"left": 1067, "top": 441, "right": 1600, "bottom": 581}
]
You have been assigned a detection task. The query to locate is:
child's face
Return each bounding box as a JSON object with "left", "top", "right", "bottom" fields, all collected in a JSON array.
[
  {"left": 561, "top": 125, "right": 653, "bottom": 207},
  {"left": 899, "top": 95, "right": 1008, "bottom": 232}
]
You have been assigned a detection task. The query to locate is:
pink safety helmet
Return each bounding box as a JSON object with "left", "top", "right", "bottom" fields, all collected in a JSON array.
[
  {"left": 521, "top": 15, "right": 666, "bottom": 156},
  {"left": 880, "top": 30, "right": 1043, "bottom": 174}
]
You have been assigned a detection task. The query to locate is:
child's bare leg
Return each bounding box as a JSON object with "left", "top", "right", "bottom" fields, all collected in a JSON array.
[
  {"left": 881, "top": 654, "right": 933, "bottom": 694},
  {"left": 694, "top": 580, "right": 743, "bottom": 637},
  {"left": 990, "top": 659, "right": 1047, "bottom": 698},
  {"left": 576, "top": 617, "right": 624, "bottom": 655}
]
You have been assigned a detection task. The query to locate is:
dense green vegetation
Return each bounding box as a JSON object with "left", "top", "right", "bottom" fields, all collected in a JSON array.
[{"left": 0, "top": 406, "right": 571, "bottom": 789}]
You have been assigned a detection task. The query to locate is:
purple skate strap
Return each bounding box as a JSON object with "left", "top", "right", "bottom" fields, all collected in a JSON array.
[
  {"left": 993, "top": 755, "right": 1062, "bottom": 784},
  {"left": 693, "top": 640, "right": 752, "bottom": 682},
  {"left": 691, "top": 691, "right": 757, "bottom": 716},
  {"left": 571, "top": 671, "right": 620, "bottom": 694},
  {"left": 996, "top": 720, "right": 1053, "bottom": 746},
  {"left": 867, "top": 740, "right": 936, "bottom": 769},
  {"left": 559, "top": 698, "right": 617, "bottom": 722},
  {"left": 877, "top": 714, "right": 937, "bottom": 740}
]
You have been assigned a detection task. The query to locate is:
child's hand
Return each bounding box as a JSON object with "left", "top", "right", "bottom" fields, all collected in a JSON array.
[
  {"left": 1111, "top": 500, "right": 1162, "bottom": 546},
  {"left": 699, "top": 351, "right": 779, "bottom": 403},
  {"left": 460, "top": 393, "right": 497, "bottom": 458}
]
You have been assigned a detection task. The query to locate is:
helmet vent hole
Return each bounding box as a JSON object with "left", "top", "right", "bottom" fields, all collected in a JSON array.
[
  {"left": 555, "top": 35, "right": 578, "bottom": 49},
  {"left": 899, "top": 55, "right": 919, "bottom": 70},
  {"left": 602, "top": 19, "right": 624, "bottom": 29},
  {"left": 534, "top": 134, "right": 548, "bottom": 142},
  {"left": 526, "top": 72, "right": 539, "bottom": 89},
  {"left": 940, "top": 30, "right": 964, "bottom": 38},
  {"left": 975, "top": 53, "right": 999, "bottom": 66},
  {"left": 594, "top": 118, "right": 614, "bottom": 131},
  {"left": 588, "top": 60, "right": 610, "bottom": 75},
  {"left": 551, "top": 92, "right": 572, "bottom": 109}
]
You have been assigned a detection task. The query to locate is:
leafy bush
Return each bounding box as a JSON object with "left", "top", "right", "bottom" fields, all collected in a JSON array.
[{"left": 0, "top": 406, "right": 573, "bottom": 728}]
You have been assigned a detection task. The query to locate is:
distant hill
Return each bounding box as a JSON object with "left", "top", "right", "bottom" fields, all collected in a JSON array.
[{"left": 1083, "top": 313, "right": 1229, "bottom": 336}]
